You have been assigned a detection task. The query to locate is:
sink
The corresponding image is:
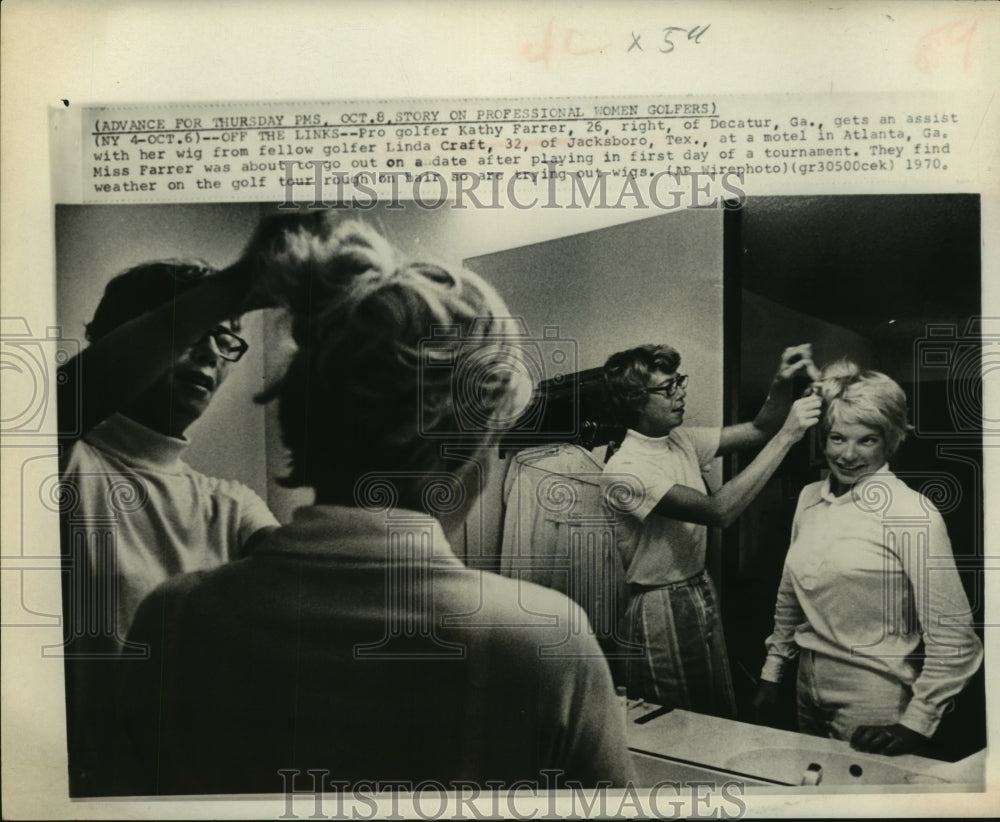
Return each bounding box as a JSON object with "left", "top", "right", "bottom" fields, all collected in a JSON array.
[
  {"left": 724, "top": 748, "right": 948, "bottom": 786},
  {"left": 626, "top": 708, "right": 979, "bottom": 790}
]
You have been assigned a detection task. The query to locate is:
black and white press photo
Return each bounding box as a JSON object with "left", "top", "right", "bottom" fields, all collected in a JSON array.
[{"left": 47, "top": 194, "right": 986, "bottom": 803}]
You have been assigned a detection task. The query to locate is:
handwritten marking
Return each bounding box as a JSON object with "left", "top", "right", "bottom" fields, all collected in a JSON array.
[
  {"left": 916, "top": 17, "right": 978, "bottom": 73},
  {"left": 520, "top": 19, "right": 612, "bottom": 68},
  {"left": 627, "top": 25, "right": 711, "bottom": 55}
]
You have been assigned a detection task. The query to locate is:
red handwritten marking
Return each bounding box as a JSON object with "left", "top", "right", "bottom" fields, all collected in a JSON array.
[
  {"left": 969, "top": 90, "right": 994, "bottom": 149},
  {"left": 565, "top": 28, "right": 610, "bottom": 56},
  {"left": 520, "top": 18, "right": 612, "bottom": 68},
  {"left": 915, "top": 17, "right": 978, "bottom": 73}
]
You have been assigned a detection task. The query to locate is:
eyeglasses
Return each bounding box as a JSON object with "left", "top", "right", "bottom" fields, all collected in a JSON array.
[
  {"left": 645, "top": 374, "right": 688, "bottom": 398},
  {"left": 194, "top": 326, "right": 249, "bottom": 362}
]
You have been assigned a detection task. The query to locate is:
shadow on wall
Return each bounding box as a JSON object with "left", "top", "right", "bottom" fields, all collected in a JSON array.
[{"left": 724, "top": 194, "right": 983, "bottom": 761}]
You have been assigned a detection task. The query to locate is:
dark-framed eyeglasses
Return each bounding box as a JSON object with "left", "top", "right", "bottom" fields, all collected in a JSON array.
[
  {"left": 645, "top": 374, "right": 688, "bottom": 398},
  {"left": 195, "top": 326, "right": 249, "bottom": 362}
]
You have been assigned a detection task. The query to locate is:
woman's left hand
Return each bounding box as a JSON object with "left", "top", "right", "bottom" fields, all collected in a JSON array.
[{"left": 850, "top": 723, "right": 929, "bottom": 756}]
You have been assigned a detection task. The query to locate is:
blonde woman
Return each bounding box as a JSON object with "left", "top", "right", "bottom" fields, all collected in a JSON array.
[
  {"left": 114, "top": 215, "right": 635, "bottom": 794},
  {"left": 754, "top": 361, "right": 983, "bottom": 755}
]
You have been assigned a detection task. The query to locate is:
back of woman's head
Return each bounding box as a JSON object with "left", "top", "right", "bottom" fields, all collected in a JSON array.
[
  {"left": 254, "top": 216, "right": 530, "bottom": 510},
  {"left": 812, "top": 358, "right": 913, "bottom": 458}
]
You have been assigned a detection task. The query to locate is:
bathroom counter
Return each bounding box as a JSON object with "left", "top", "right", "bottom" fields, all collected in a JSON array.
[{"left": 626, "top": 703, "right": 985, "bottom": 789}]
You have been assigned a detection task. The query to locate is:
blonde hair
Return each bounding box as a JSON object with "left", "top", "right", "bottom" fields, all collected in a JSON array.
[
  {"left": 813, "top": 359, "right": 913, "bottom": 458},
  {"left": 254, "top": 216, "right": 531, "bottom": 510}
]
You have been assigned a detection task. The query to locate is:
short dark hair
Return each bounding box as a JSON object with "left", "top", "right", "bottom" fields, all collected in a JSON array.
[
  {"left": 85, "top": 259, "right": 219, "bottom": 342},
  {"left": 602, "top": 344, "right": 681, "bottom": 428}
]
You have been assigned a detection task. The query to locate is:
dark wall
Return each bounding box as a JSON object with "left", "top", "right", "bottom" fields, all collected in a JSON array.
[{"left": 724, "top": 195, "right": 984, "bottom": 760}]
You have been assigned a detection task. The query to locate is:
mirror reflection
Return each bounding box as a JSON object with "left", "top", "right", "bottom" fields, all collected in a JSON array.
[{"left": 52, "top": 195, "right": 985, "bottom": 795}]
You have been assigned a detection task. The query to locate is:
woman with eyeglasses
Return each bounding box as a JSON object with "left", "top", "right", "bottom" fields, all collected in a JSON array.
[
  {"left": 113, "top": 215, "right": 636, "bottom": 794},
  {"left": 56, "top": 258, "right": 279, "bottom": 796},
  {"left": 753, "top": 361, "right": 982, "bottom": 756},
  {"left": 601, "top": 343, "right": 822, "bottom": 717}
]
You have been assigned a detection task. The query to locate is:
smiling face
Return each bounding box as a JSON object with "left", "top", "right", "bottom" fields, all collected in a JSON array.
[
  {"left": 634, "top": 369, "right": 687, "bottom": 437},
  {"left": 824, "top": 421, "right": 888, "bottom": 496},
  {"left": 124, "top": 326, "right": 235, "bottom": 437}
]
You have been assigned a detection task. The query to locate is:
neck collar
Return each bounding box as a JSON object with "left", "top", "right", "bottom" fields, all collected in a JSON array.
[
  {"left": 84, "top": 413, "right": 189, "bottom": 471},
  {"left": 626, "top": 427, "right": 675, "bottom": 445},
  {"left": 820, "top": 463, "right": 893, "bottom": 504},
  {"left": 258, "top": 504, "right": 463, "bottom": 563}
]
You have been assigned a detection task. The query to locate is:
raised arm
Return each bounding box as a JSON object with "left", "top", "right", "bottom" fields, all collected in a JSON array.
[
  {"left": 54, "top": 211, "right": 315, "bottom": 442},
  {"left": 717, "top": 343, "right": 821, "bottom": 456},
  {"left": 56, "top": 265, "right": 256, "bottom": 441},
  {"left": 653, "top": 393, "right": 822, "bottom": 528}
]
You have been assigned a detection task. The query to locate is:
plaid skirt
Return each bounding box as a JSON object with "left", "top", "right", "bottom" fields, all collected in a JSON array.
[{"left": 622, "top": 570, "right": 737, "bottom": 718}]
